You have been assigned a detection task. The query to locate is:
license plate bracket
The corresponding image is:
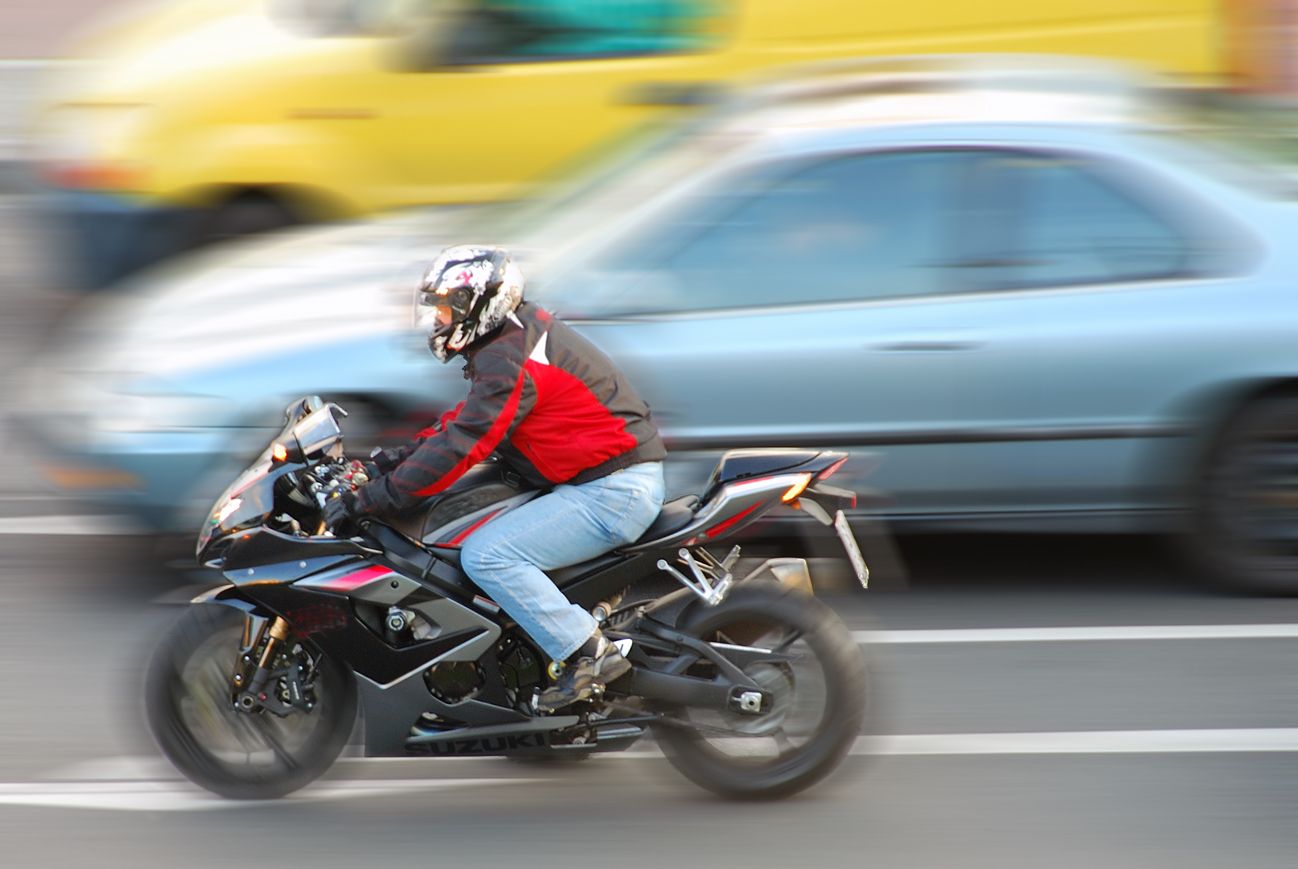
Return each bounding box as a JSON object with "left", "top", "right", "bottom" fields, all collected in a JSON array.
[{"left": 833, "top": 509, "right": 870, "bottom": 589}]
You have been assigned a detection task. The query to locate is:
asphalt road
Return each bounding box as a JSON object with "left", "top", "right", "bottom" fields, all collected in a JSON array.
[
  {"left": 0, "top": 525, "right": 1295, "bottom": 869},
  {"left": 1, "top": 194, "right": 1296, "bottom": 868}
]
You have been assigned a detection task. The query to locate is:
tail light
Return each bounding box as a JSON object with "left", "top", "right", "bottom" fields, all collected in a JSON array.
[{"left": 817, "top": 457, "right": 848, "bottom": 481}]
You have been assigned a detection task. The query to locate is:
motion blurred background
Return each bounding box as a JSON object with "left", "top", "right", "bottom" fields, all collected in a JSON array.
[{"left": 1, "top": 2, "right": 1297, "bottom": 867}]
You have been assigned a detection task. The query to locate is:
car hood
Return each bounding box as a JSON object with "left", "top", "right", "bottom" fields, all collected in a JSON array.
[
  {"left": 44, "top": 212, "right": 454, "bottom": 387},
  {"left": 43, "top": 0, "right": 363, "bottom": 104}
]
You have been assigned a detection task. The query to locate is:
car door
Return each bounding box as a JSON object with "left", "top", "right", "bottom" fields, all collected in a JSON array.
[
  {"left": 555, "top": 146, "right": 1067, "bottom": 517},
  {"left": 924, "top": 143, "right": 1259, "bottom": 519}
]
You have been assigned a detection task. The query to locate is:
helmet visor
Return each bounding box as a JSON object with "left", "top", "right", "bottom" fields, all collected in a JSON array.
[{"left": 414, "top": 285, "right": 465, "bottom": 331}]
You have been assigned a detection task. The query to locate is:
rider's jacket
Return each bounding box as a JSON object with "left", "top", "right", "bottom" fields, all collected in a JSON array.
[{"left": 353, "top": 302, "right": 666, "bottom": 516}]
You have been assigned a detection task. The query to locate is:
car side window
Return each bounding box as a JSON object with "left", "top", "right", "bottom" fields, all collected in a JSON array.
[
  {"left": 954, "top": 152, "right": 1195, "bottom": 291},
  {"left": 433, "top": 1, "right": 722, "bottom": 65},
  {"left": 587, "top": 149, "right": 962, "bottom": 314}
]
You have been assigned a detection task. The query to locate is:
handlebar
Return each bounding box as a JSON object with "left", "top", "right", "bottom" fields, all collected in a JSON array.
[{"left": 299, "top": 458, "right": 372, "bottom": 508}]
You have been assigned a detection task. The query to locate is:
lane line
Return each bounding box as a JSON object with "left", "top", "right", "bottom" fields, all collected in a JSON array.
[
  {"left": 862, "top": 727, "right": 1298, "bottom": 756},
  {"left": 0, "top": 496, "right": 75, "bottom": 502},
  {"left": 42, "top": 726, "right": 1298, "bottom": 781},
  {"left": 0, "top": 777, "right": 543, "bottom": 812},
  {"left": 610, "top": 728, "right": 1298, "bottom": 759},
  {"left": 854, "top": 624, "right": 1298, "bottom": 643},
  {"left": 16, "top": 729, "right": 1298, "bottom": 809},
  {"left": 0, "top": 515, "right": 143, "bottom": 536}
]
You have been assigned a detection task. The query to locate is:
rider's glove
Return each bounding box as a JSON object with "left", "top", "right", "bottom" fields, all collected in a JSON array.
[
  {"left": 367, "top": 445, "right": 410, "bottom": 475},
  {"left": 322, "top": 489, "right": 359, "bottom": 537}
]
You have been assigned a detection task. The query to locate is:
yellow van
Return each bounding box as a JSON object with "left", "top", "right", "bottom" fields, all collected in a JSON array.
[{"left": 35, "top": 0, "right": 1226, "bottom": 287}]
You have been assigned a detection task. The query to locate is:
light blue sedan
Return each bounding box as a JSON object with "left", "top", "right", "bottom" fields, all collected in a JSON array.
[{"left": 19, "top": 58, "right": 1298, "bottom": 591}]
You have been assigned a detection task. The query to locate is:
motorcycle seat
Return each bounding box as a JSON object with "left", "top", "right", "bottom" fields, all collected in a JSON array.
[
  {"left": 631, "top": 495, "right": 701, "bottom": 546},
  {"left": 546, "top": 495, "right": 701, "bottom": 588}
]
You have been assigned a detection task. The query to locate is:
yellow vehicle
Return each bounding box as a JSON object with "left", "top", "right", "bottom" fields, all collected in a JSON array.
[{"left": 36, "top": 0, "right": 1229, "bottom": 287}]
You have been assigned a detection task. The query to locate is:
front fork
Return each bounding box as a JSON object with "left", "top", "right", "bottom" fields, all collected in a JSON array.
[{"left": 231, "top": 615, "right": 313, "bottom": 715}]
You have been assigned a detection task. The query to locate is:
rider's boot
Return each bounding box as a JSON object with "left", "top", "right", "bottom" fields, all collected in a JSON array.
[{"left": 535, "top": 631, "right": 630, "bottom": 712}]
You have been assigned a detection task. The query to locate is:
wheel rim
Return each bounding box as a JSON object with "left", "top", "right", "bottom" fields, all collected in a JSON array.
[
  {"left": 1215, "top": 434, "right": 1298, "bottom": 558},
  {"left": 169, "top": 622, "right": 332, "bottom": 778},
  {"left": 682, "top": 619, "right": 831, "bottom": 765}
]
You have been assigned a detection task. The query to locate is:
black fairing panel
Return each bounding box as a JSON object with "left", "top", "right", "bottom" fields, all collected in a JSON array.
[
  {"left": 236, "top": 582, "right": 488, "bottom": 687},
  {"left": 221, "top": 527, "right": 374, "bottom": 574}
]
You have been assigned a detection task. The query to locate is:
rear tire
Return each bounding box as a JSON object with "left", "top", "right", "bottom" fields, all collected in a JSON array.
[
  {"left": 654, "top": 585, "right": 867, "bottom": 800},
  {"left": 145, "top": 606, "right": 356, "bottom": 799}
]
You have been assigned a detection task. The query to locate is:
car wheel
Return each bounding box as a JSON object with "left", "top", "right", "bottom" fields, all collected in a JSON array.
[
  {"left": 1191, "top": 395, "right": 1298, "bottom": 594},
  {"left": 199, "top": 195, "right": 300, "bottom": 246}
]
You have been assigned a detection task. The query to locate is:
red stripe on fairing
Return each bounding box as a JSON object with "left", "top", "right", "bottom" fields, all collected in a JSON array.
[
  {"left": 704, "top": 502, "right": 762, "bottom": 539},
  {"left": 316, "top": 564, "right": 395, "bottom": 592},
  {"left": 447, "top": 508, "right": 502, "bottom": 546},
  {"left": 414, "top": 371, "right": 527, "bottom": 497}
]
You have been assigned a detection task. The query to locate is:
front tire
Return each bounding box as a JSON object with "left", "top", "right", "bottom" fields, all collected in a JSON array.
[
  {"left": 145, "top": 606, "right": 356, "bottom": 799},
  {"left": 654, "top": 585, "right": 867, "bottom": 800}
]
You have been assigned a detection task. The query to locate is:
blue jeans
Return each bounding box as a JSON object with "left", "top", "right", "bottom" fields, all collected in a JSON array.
[{"left": 460, "top": 462, "right": 666, "bottom": 662}]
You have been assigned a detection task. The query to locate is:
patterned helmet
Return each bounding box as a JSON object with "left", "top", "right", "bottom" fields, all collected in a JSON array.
[{"left": 416, "top": 245, "right": 525, "bottom": 363}]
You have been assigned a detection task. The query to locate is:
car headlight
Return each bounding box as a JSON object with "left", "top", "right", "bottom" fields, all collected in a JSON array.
[{"left": 36, "top": 102, "right": 152, "bottom": 190}]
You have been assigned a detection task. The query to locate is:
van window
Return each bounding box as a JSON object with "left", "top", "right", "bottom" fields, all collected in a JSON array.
[{"left": 437, "top": 0, "right": 723, "bottom": 64}]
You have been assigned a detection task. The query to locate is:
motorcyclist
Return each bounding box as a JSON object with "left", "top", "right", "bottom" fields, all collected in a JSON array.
[{"left": 323, "top": 245, "right": 667, "bottom": 711}]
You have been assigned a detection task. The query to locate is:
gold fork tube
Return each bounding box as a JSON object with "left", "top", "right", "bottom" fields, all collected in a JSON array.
[{"left": 257, "top": 617, "right": 291, "bottom": 670}]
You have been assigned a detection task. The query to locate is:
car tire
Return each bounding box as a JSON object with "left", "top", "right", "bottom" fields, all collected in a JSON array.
[
  {"left": 1189, "top": 395, "right": 1298, "bottom": 594},
  {"left": 199, "top": 194, "right": 301, "bottom": 247}
]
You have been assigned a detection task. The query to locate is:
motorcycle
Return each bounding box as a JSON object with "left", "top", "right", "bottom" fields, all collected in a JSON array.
[{"left": 146, "top": 396, "right": 872, "bottom": 800}]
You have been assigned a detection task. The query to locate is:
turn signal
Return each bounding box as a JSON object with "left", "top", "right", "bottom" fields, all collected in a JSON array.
[
  {"left": 781, "top": 473, "right": 812, "bottom": 503},
  {"left": 271, "top": 443, "right": 289, "bottom": 462}
]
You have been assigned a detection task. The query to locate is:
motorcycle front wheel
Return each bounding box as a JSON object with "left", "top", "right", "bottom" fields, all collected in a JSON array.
[
  {"left": 145, "top": 606, "right": 356, "bottom": 799},
  {"left": 654, "top": 584, "right": 867, "bottom": 800}
]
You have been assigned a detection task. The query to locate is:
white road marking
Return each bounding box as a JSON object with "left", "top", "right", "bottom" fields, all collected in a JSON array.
[
  {"left": 0, "top": 777, "right": 542, "bottom": 812},
  {"left": 854, "top": 624, "right": 1298, "bottom": 644},
  {"left": 0, "top": 515, "right": 143, "bottom": 536},
  {"left": 0, "top": 495, "right": 75, "bottom": 502},
  {"left": 862, "top": 727, "right": 1298, "bottom": 756},
  {"left": 611, "top": 728, "right": 1298, "bottom": 759},
  {"left": 33, "top": 726, "right": 1298, "bottom": 811}
]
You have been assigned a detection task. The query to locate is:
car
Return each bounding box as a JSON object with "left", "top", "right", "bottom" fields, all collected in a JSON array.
[{"left": 18, "top": 57, "right": 1298, "bottom": 591}]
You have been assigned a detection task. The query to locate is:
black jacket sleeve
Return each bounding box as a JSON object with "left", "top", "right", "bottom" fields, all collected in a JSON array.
[{"left": 352, "top": 333, "right": 535, "bottom": 516}]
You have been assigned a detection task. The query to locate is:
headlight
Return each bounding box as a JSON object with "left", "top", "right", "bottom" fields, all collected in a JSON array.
[{"left": 37, "top": 103, "right": 152, "bottom": 189}]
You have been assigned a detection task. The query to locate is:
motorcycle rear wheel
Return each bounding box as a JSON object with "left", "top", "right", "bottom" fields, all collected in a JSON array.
[
  {"left": 655, "top": 584, "right": 867, "bottom": 800},
  {"left": 145, "top": 606, "right": 356, "bottom": 799}
]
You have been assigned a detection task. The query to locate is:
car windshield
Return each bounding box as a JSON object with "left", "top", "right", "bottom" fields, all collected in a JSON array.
[{"left": 450, "top": 104, "right": 750, "bottom": 260}]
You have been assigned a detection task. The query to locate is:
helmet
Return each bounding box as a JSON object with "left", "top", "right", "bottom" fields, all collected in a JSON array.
[{"left": 415, "top": 245, "right": 525, "bottom": 363}]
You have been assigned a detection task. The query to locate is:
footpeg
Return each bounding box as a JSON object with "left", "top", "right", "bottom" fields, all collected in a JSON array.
[{"left": 657, "top": 546, "right": 738, "bottom": 606}]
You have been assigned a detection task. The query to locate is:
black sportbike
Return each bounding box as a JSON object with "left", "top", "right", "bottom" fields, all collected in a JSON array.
[{"left": 147, "top": 397, "right": 871, "bottom": 800}]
